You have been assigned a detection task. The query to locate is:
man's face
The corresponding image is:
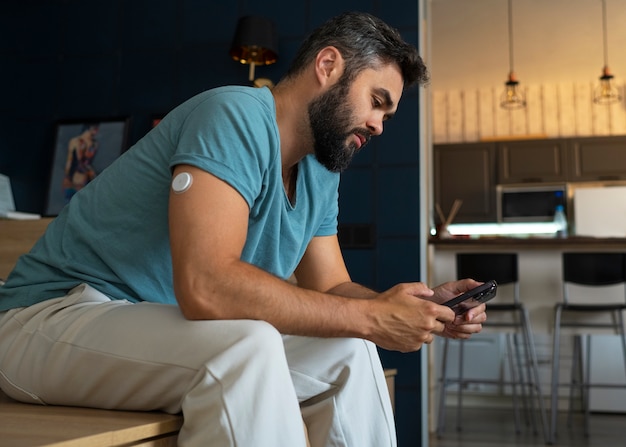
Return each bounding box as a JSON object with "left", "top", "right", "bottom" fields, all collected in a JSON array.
[{"left": 308, "top": 64, "right": 404, "bottom": 173}]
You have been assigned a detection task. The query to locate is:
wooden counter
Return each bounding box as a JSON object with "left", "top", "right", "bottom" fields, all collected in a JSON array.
[
  {"left": 0, "top": 218, "right": 53, "bottom": 279},
  {"left": 430, "top": 235, "right": 626, "bottom": 249}
]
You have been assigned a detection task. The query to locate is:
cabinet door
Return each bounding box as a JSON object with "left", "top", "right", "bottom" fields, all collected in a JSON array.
[
  {"left": 568, "top": 136, "right": 626, "bottom": 181},
  {"left": 497, "top": 139, "right": 569, "bottom": 183},
  {"left": 434, "top": 143, "right": 496, "bottom": 223}
]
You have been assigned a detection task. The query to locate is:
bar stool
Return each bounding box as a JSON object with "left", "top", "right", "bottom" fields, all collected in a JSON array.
[
  {"left": 549, "top": 252, "right": 626, "bottom": 444},
  {"left": 436, "top": 252, "right": 548, "bottom": 441}
]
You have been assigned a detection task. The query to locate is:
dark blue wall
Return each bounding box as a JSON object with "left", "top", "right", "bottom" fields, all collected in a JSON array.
[{"left": 1, "top": 0, "right": 425, "bottom": 445}]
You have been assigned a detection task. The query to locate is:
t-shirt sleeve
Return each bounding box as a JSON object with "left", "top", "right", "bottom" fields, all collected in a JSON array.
[{"left": 168, "top": 90, "right": 278, "bottom": 208}]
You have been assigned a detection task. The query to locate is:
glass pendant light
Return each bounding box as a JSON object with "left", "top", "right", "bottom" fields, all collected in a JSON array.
[
  {"left": 500, "top": 0, "right": 526, "bottom": 110},
  {"left": 593, "top": 0, "right": 621, "bottom": 105}
]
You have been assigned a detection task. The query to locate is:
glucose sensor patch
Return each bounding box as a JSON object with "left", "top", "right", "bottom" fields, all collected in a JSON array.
[{"left": 171, "top": 172, "right": 193, "bottom": 194}]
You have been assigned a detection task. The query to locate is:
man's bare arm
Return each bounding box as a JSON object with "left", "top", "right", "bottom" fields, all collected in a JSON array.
[{"left": 168, "top": 165, "right": 456, "bottom": 352}]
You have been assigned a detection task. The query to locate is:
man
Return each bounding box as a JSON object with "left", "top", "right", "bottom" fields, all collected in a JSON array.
[{"left": 0, "top": 12, "right": 486, "bottom": 447}]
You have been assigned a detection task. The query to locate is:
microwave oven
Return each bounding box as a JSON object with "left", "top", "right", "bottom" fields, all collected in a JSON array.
[{"left": 496, "top": 183, "right": 569, "bottom": 222}]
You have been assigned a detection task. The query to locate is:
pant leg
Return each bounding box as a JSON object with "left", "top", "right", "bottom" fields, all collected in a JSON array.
[
  {"left": 284, "top": 336, "right": 397, "bottom": 447},
  {"left": 0, "top": 284, "right": 308, "bottom": 447}
]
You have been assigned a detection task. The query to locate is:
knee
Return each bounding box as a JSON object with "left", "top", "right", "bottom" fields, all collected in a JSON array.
[
  {"left": 231, "top": 320, "right": 286, "bottom": 362},
  {"left": 328, "top": 337, "right": 377, "bottom": 364},
  {"left": 286, "top": 336, "right": 380, "bottom": 378},
  {"left": 240, "top": 319, "right": 282, "bottom": 344}
]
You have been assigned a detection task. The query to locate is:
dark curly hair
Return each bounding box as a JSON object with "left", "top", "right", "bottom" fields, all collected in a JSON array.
[{"left": 283, "top": 11, "right": 429, "bottom": 87}]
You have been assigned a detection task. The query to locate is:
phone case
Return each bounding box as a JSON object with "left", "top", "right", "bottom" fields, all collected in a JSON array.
[{"left": 443, "top": 280, "right": 498, "bottom": 314}]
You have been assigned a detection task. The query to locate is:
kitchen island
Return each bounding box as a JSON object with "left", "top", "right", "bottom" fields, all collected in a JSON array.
[
  {"left": 428, "top": 235, "right": 626, "bottom": 331},
  {"left": 427, "top": 235, "right": 626, "bottom": 416}
]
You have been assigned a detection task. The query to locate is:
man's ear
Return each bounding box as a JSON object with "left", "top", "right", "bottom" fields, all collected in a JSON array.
[{"left": 314, "top": 46, "right": 344, "bottom": 87}]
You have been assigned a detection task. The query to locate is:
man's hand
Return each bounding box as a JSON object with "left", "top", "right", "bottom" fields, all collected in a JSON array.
[
  {"left": 363, "top": 282, "right": 456, "bottom": 352},
  {"left": 429, "top": 279, "right": 487, "bottom": 339}
]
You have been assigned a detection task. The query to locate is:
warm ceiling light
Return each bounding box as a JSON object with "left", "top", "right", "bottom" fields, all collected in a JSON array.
[
  {"left": 229, "top": 16, "right": 278, "bottom": 85},
  {"left": 500, "top": 0, "right": 526, "bottom": 110},
  {"left": 593, "top": 0, "right": 621, "bottom": 105}
]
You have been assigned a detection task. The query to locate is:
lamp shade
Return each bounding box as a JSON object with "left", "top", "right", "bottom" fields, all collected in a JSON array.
[
  {"left": 229, "top": 16, "right": 278, "bottom": 67},
  {"left": 592, "top": 1, "right": 621, "bottom": 105},
  {"left": 500, "top": 72, "right": 526, "bottom": 110},
  {"left": 593, "top": 67, "right": 621, "bottom": 105}
]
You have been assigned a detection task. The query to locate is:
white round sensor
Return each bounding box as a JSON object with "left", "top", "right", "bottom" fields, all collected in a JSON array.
[{"left": 171, "top": 172, "right": 193, "bottom": 194}]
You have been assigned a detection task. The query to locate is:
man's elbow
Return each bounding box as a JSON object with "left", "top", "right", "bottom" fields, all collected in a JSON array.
[{"left": 174, "top": 284, "right": 226, "bottom": 321}]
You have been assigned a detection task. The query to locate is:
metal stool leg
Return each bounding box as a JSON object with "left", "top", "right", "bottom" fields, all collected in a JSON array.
[
  {"left": 619, "top": 311, "right": 626, "bottom": 379},
  {"left": 512, "top": 328, "right": 535, "bottom": 431},
  {"left": 521, "top": 308, "right": 549, "bottom": 442},
  {"left": 456, "top": 339, "right": 465, "bottom": 432},
  {"left": 506, "top": 333, "right": 522, "bottom": 433},
  {"left": 549, "top": 305, "right": 563, "bottom": 444},
  {"left": 436, "top": 338, "right": 450, "bottom": 437},
  {"left": 567, "top": 335, "right": 581, "bottom": 428},
  {"left": 583, "top": 334, "right": 591, "bottom": 437}
]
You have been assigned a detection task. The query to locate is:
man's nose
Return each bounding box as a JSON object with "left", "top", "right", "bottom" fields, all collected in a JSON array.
[{"left": 367, "top": 115, "right": 384, "bottom": 136}]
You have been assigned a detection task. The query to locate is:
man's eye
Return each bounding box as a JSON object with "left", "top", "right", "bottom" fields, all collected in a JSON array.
[{"left": 372, "top": 97, "right": 382, "bottom": 107}]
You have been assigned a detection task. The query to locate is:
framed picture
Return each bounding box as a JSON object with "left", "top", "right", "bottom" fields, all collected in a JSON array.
[{"left": 44, "top": 117, "right": 130, "bottom": 216}]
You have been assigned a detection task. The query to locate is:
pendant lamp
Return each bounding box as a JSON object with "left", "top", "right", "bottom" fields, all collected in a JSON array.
[
  {"left": 230, "top": 16, "right": 278, "bottom": 87},
  {"left": 593, "top": 0, "right": 621, "bottom": 105},
  {"left": 500, "top": 0, "right": 526, "bottom": 110}
]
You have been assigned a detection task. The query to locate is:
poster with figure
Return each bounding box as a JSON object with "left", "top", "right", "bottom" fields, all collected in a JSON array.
[{"left": 45, "top": 118, "right": 130, "bottom": 216}]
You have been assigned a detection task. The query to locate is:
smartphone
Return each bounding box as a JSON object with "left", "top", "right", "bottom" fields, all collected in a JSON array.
[{"left": 443, "top": 280, "right": 498, "bottom": 315}]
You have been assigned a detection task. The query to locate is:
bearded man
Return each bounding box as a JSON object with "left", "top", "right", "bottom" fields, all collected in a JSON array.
[{"left": 0, "top": 11, "right": 487, "bottom": 447}]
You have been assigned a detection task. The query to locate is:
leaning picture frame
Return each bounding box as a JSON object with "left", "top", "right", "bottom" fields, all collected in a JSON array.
[{"left": 44, "top": 117, "right": 131, "bottom": 216}]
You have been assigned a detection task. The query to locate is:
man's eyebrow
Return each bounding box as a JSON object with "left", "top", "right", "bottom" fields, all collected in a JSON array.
[
  {"left": 373, "top": 87, "right": 396, "bottom": 120},
  {"left": 373, "top": 88, "right": 395, "bottom": 109},
  {"left": 373, "top": 87, "right": 397, "bottom": 119}
]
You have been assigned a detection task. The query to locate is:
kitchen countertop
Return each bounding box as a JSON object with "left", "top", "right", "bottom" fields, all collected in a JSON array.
[{"left": 429, "top": 235, "right": 626, "bottom": 249}]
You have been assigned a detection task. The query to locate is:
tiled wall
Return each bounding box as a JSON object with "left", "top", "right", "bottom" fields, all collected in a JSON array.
[{"left": 1, "top": 0, "right": 426, "bottom": 445}]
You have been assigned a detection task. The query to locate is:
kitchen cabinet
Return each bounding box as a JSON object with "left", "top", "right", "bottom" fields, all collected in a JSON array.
[
  {"left": 568, "top": 136, "right": 626, "bottom": 181},
  {"left": 434, "top": 143, "right": 496, "bottom": 223},
  {"left": 434, "top": 136, "right": 626, "bottom": 224},
  {"left": 497, "top": 139, "right": 569, "bottom": 184}
]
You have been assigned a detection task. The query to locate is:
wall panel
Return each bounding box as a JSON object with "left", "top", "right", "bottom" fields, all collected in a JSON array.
[{"left": 434, "top": 81, "right": 626, "bottom": 144}]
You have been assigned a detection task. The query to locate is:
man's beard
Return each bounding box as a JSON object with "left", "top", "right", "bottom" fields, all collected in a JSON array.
[{"left": 308, "top": 80, "right": 370, "bottom": 173}]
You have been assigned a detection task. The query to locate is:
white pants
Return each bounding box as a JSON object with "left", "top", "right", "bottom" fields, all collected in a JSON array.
[{"left": 0, "top": 284, "right": 396, "bottom": 447}]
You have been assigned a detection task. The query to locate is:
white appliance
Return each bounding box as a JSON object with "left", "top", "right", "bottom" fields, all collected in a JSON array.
[{"left": 572, "top": 182, "right": 626, "bottom": 237}]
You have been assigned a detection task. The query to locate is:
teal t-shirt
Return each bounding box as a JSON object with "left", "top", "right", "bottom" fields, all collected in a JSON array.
[{"left": 0, "top": 86, "right": 340, "bottom": 311}]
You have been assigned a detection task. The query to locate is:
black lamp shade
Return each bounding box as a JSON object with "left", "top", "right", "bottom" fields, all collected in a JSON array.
[{"left": 230, "top": 16, "right": 278, "bottom": 66}]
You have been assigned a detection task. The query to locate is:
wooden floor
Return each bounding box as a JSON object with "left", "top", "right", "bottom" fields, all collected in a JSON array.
[{"left": 430, "top": 407, "right": 626, "bottom": 447}]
